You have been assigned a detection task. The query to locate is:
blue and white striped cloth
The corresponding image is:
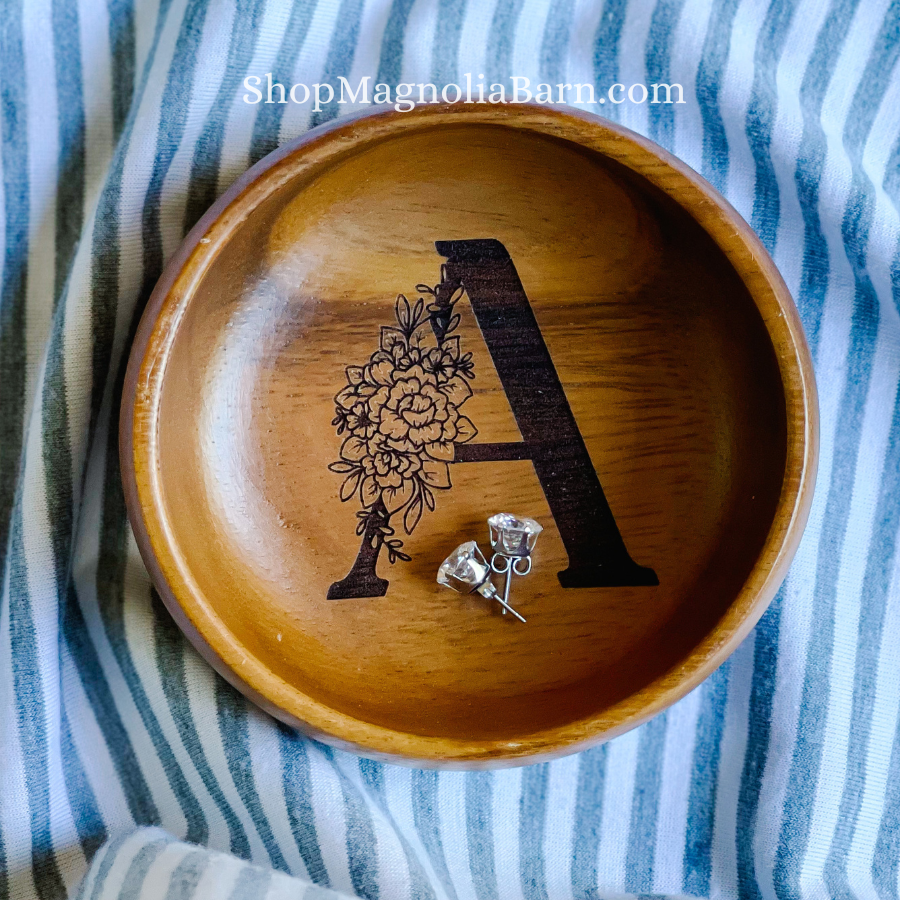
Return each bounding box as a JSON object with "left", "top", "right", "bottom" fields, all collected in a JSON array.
[
  {"left": 1, "top": 0, "right": 899, "bottom": 898},
  {"left": 74, "top": 829, "right": 360, "bottom": 899}
]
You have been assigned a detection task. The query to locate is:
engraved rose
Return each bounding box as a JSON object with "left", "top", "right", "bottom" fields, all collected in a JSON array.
[
  {"left": 372, "top": 365, "right": 475, "bottom": 450},
  {"left": 340, "top": 433, "right": 422, "bottom": 491},
  {"left": 329, "top": 286, "right": 475, "bottom": 557}
]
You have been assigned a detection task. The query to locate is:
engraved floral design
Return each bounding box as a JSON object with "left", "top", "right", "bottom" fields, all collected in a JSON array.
[{"left": 329, "top": 276, "right": 475, "bottom": 585}]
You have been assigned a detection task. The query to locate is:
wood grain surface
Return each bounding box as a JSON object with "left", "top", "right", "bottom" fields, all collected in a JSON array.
[{"left": 121, "top": 104, "right": 817, "bottom": 766}]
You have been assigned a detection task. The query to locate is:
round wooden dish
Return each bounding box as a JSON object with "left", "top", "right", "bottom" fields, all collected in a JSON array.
[{"left": 121, "top": 104, "right": 817, "bottom": 767}]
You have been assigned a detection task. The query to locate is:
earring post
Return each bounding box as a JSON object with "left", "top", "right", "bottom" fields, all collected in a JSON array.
[{"left": 494, "top": 593, "right": 526, "bottom": 623}]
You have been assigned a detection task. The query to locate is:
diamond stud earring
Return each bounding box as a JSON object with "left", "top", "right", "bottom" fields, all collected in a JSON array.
[
  {"left": 487, "top": 513, "right": 542, "bottom": 614},
  {"left": 437, "top": 541, "right": 527, "bottom": 623}
]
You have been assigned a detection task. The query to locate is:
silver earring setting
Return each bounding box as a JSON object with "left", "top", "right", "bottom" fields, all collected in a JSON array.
[
  {"left": 437, "top": 513, "right": 542, "bottom": 623},
  {"left": 487, "top": 513, "right": 542, "bottom": 617}
]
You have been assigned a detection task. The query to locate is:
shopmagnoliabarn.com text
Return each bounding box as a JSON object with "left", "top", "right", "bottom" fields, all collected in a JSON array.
[{"left": 242, "top": 74, "right": 687, "bottom": 112}]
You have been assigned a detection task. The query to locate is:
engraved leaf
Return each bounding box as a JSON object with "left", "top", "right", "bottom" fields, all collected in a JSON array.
[
  {"left": 380, "top": 327, "right": 405, "bottom": 352},
  {"left": 422, "top": 485, "right": 436, "bottom": 511},
  {"left": 335, "top": 385, "right": 358, "bottom": 409},
  {"left": 360, "top": 477, "right": 380, "bottom": 506},
  {"left": 404, "top": 496, "right": 424, "bottom": 534},
  {"left": 454, "top": 416, "right": 477, "bottom": 444},
  {"left": 341, "top": 436, "right": 367, "bottom": 461},
  {"left": 441, "top": 335, "right": 460, "bottom": 358},
  {"left": 346, "top": 366, "right": 365, "bottom": 385},
  {"left": 387, "top": 539, "right": 412, "bottom": 564},
  {"left": 425, "top": 441, "right": 455, "bottom": 462},
  {"left": 420, "top": 459, "right": 451, "bottom": 489},
  {"left": 441, "top": 375, "right": 472, "bottom": 407},
  {"left": 396, "top": 294, "right": 411, "bottom": 328},
  {"left": 340, "top": 471, "right": 361, "bottom": 501},
  {"left": 328, "top": 461, "right": 358, "bottom": 474},
  {"left": 382, "top": 479, "right": 415, "bottom": 513}
]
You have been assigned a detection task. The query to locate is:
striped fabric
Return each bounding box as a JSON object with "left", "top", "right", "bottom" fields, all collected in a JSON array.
[
  {"left": 0, "top": 0, "right": 898, "bottom": 898},
  {"left": 74, "top": 828, "right": 359, "bottom": 900}
]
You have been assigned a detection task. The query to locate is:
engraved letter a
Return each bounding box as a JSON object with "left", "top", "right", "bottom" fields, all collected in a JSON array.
[{"left": 441, "top": 239, "right": 658, "bottom": 588}]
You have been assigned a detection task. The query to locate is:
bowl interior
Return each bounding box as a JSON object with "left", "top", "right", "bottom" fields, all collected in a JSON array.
[{"left": 152, "top": 122, "right": 787, "bottom": 744}]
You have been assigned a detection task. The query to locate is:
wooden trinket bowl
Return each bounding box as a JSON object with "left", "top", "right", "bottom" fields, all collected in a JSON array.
[{"left": 121, "top": 104, "right": 817, "bottom": 766}]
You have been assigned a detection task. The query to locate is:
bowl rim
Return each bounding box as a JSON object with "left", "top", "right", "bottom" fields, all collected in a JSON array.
[{"left": 120, "top": 102, "right": 818, "bottom": 767}]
